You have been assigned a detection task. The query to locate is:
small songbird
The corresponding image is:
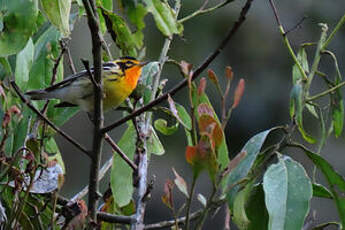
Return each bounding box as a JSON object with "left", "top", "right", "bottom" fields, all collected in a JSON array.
[{"left": 26, "top": 57, "right": 148, "bottom": 113}]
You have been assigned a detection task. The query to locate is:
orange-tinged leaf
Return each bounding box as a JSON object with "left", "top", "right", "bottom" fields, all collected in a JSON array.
[
  {"left": 198, "top": 115, "right": 223, "bottom": 149},
  {"left": 161, "top": 179, "right": 174, "bottom": 209},
  {"left": 225, "top": 66, "right": 233, "bottom": 80},
  {"left": 232, "top": 78, "right": 245, "bottom": 109},
  {"left": 185, "top": 146, "right": 198, "bottom": 165},
  {"left": 198, "top": 77, "right": 207, "bottom": 96},
  {"left": 208, "top": 69, "right": 219, "bottom": 85}
]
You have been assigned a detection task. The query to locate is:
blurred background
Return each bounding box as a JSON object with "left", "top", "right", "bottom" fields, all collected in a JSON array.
[{"left": 57, "top": 1, "right": 345, "bottom": 229}]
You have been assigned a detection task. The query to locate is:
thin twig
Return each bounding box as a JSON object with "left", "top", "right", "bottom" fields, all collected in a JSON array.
[
  {"left": 65, "top": 46, "right": 77, "bottom": 74},
  {"left": 102, "top": 0, "right": 254, "bottom": 134},
  {"left": 144, "top": 210, "right": 203, "bottom": 230},
  {"left": 10, "top": 81, "right": 90, "bottom": 157},
  {"left": 104, "top": 134, "right": 137, "bottom": 171}
]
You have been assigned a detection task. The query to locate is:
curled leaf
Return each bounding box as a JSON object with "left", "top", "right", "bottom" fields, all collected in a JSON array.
[
  {"left": 180, "top": 60, "right": 193, "bottom": 77},
  {"left": 225, "top": 66, "right": 233, "bottom": 80},
  {"left": 162, "top": 179, "right": 174, "bottom": 209},
  {"left": 207, "top": 69, "right": 219, "bottom": 86},
  {"left": 198, "top": 77, "right": 207, "bottom": 96}
]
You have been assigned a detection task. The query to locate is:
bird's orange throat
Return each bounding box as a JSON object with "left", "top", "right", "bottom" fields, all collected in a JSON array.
[{"left": 125, "top": 66, "right": 142, "bottom": 90}]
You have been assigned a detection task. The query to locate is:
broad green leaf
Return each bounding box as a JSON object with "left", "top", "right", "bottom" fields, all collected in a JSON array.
[
  {"left": 154, "top": 118, "right": 179, "bottom": 135},
  {"left": 144, "top": 0, "right": 183, "bottom": 37},
  {"left": 127, "top": 3, "right": 147, "bottom": 48},
  {"left": 147, "top": 127, "right": 165, "bottom": 156},
  {"left": 111, "top": 123, "right": 135, "bottom": 207},
  {"left": 45, "top": 137, "right": 66, "bottom": 173},
  {"left": 140, "top": 61, "right": 160, "bottom": 104},
  {"left": 0, "top": 0, "right": 38, "bottom": 56},
  {"left": 263, "top": 157, "right": 312, "bottom": 230},
  {"left": 227, "top": 129, "right": 273, "bottom": 208},
  {"left": 312, "top": 183, "right": 333, "bottom": 199},
  {"left": 176, "top": 103, "right": 192, "bottom": 130},
  {"left": 233, "top": 182, "right": 253, "bottom": 229},
  {"left": 15, "top": 38, "right": 34, "bottom": 90},
  {"left": 246, "top": 185, "right": 269, "bottom": 230},
  {"left": 28, "top": 26, "right": 61, "bottom": 90},
  {"left": 302, "top": 148, "right": 345, "bottom": 225},
  {"left": 40, "top": 0, "right": 71, "bottom": 37},
  {"left": 290, "top": 83, "right": 316, "bottom": 143},
  {"left": 101, "top": 9, "right": 137, "bottom": 57}
]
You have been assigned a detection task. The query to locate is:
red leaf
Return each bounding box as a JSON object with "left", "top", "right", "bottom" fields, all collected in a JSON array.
[
  {"left": 185, "top": 146, "right": 198, "bottom": 165},
  {"left": 225, "top": 66, "right": 233, "bottom": 80},
  {"left": 197, "top": 103, "right": 214, "bottom": 117},
  {"left": 232, "top": 78, "right": 245, "bottom": 109},
  {"left": 198, "top": 115, "right": 223, "bottom": 149},
  {"left": 198, "top": 77, "right": 207, "bottom": 96},
  {"left": 207, "top": 69, "right": 219, "bottom": 85}
]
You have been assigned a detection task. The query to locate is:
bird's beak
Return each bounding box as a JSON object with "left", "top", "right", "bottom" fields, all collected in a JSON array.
[{"left": 139, "top": 61, "right": 149, "bottom": 67}]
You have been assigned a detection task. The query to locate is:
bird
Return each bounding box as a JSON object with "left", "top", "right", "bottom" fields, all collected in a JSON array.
[{"left": 26, "top": 57, "right": 148, "bottom": 114}]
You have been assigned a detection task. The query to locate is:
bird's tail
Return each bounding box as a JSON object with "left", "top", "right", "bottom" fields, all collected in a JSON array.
[{"left": 25, "top": 90, "right": 55, "bottom": 100}]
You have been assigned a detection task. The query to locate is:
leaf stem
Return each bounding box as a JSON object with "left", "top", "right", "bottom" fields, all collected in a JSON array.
[{"left": 185, "top": 175, "right": 197, "bottom": 230}]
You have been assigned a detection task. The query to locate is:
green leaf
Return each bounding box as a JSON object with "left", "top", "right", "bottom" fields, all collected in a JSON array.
[
  {"left": 246, "top": 185, "right": 269, "bottom": 230},
  {"left": 302, "top": 148, "right": 345, "bottom": 225},
  {"left": 292, "top": 48, "right": 308, "bottom": 84},
  {"left": 111, "top": 123, "right": 135, "bottom": 207},
  {"left": 101, "top": 9, "right": 137, "bottom": 57},
  {"left": 28, "top": 26, "right": 61, "bottom": 90},
  {"left": 312, "top": 183, "right": 333, "bottom": 199},
  {"left": 233, "top": 182, "right": 253, "bottom": 229},
  {"left": 127, "top": 3, "right": 147, "bottom": 48},
  {"left": 290, "top": 83, "right": 316, "bottom": 143},
  {"left": 147, "top": 127, "right": 165, "bottom": 156},
  {"left": 15, "top": 38, "right": 34, "bottom": 91},
  {"left": 331, "top": 68, "right": 344, "bottom": 138},
  {"left": 140, "top": 61, "right": 160, "bottom": 104},
  {"left": 45, "top": 137, "right": 66, "bottom": 173},
  {"left": 0, "top": 57, "right": 12, "bottom": 77},
  {"left": 227, "top": 129, "right": 273, "bottom": 208},
  {"left": 144, "top": 0, "right": 183, "bottom": 37},
  {"left": 40, "top": 0, "right": 71, "bottom": 37},
  {"left": 263, "top": 156, "right": 312, "bottom": 230},
  {"left": 0, "top": 0, "right": 38, "bottom": 56},
  {"left": 154, "top": 118, "right": 179, "bottom": 135},
  {"left": 176, "top": 103, "right": 192, "bottom": 130}
]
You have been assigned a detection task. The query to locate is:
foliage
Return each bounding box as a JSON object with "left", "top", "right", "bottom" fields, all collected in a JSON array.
[{"left": 0, "top": 0, "right": 344, "bottom": 229}]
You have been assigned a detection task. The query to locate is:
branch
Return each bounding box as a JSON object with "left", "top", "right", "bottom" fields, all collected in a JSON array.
[
  {"left": 81, "top": 0, "right": 104, "bottom": 225},
  {"left": 102, "top": 0, "right": 254, "bottom": 134},
  {"left": 97, "top": 212, "right": 135, "bottom": 224},
  {"left": 144, "top": 210, "right": 203, "bottom": 229},
  {"left": 10, "top": 81, "right": 90, "bottom": 157}
]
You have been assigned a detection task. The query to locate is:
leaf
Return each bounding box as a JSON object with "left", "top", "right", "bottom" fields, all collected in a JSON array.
[
  {"left": 197, "top": 193, "right": 207, "bottom": 207},
  {"left": 198, "top": 114, "right": 223, "bottom": 149},
  {"left": 246, "top": 185, "right": 269, "bottom": 230},
  {"left": 232, "top": 79, "right": 245, "bottom": 109},
  {"left": 111, "top": 123, "right": 135, "bottom": 207},
  {"left": 263, "top": 156, "right": 312, "bottom": 230},
  {"left": 12, "top": 107, "right": 30, "bottom": 155},
  {"left": 290, "top": 83, "right": 316, "bottom": 143},
  {"left": 0, "top": 57, "right": 12, "bottom": 78},
  {"left": 162, "top": 179, "right": 174, "bottom": 209},
  {"left": 172, "top": 168, "right": 189, "bottom": 198},
  {"left": 147, "top": 127, "right": 165, "bottom": 156},
  {"left": 154, "top": 118, "right": 179, "bottom": 135},
  {"left": 312, "top": 183, "right": 333, "bottom": 199},
  {"left": 140, "top": 61, "right": 160, "bottom": 104},
  {"left": 167, "top": 95, "right": 192, "bottom": 130},
  {"left": 232, "top": 182, "right": 253, "bottom": 229},
  {"left": 302, "top": 148, "right": 345, "bottom": 225},
  {"left": 227, "top": 128, "right": 274, "bottom": 208},
  {"left": 15, "top": 38, "right": 34, "bottom": 91},
  {"left": 40, "top": 0, "right": 72, "bottom": 37},
  {"left": 0, "top": 0, "right": 38, "bottom": 56},
  {"left": 127, "top": 3, "right": 147, "bottom": 48},
  {"left": 144, "top": 0, "right": 183, "bottom": 37},
  {"left": 331, "top": 69, "right": 344, "bottom": 138},
  {"left": 45, "top": 137, "right": 66, "bottom": 173},
  {"left": 101, "top": 9, "right": 138, "bottom": 57},
  {"left": 292, "top": 48, "right": 309, "bottom": 84}
]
